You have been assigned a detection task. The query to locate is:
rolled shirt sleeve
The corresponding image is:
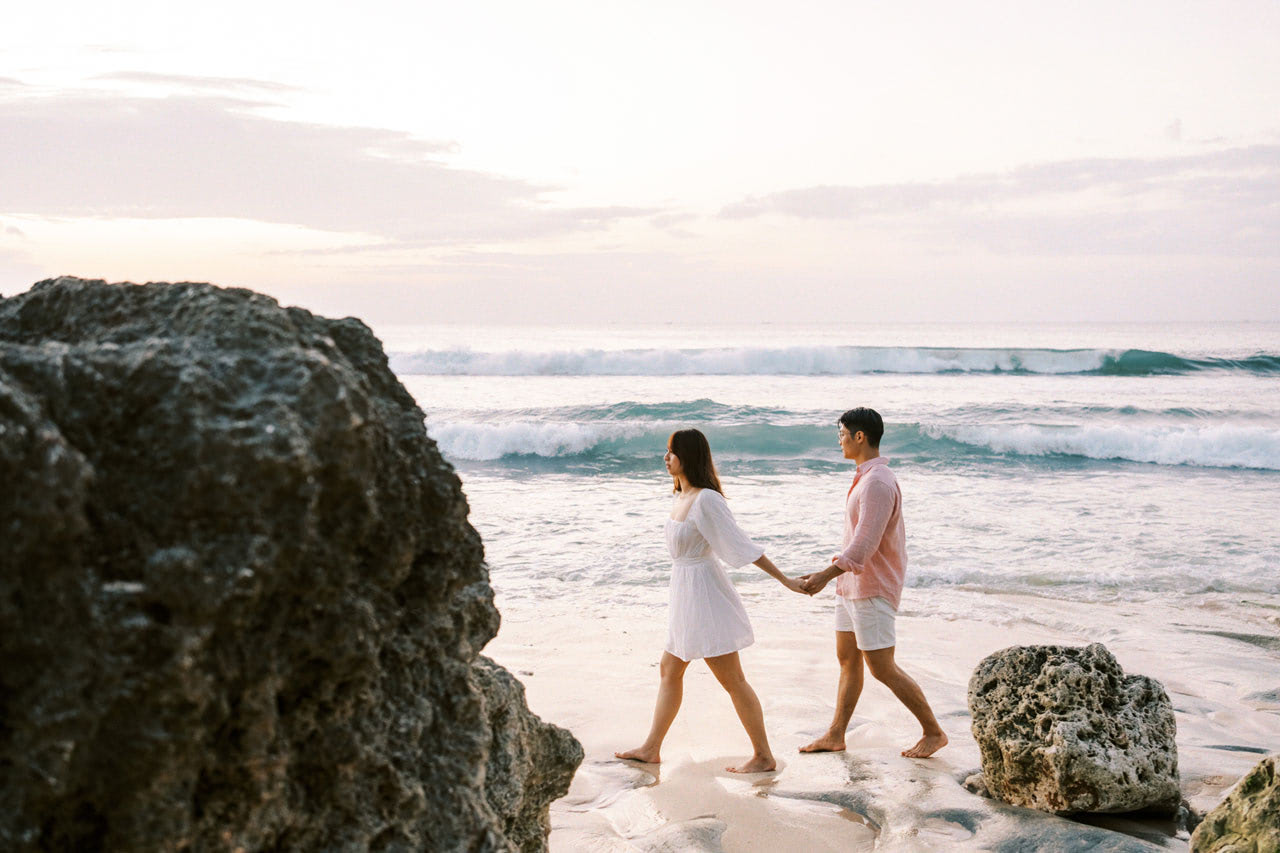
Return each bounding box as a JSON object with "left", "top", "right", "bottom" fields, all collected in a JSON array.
[
  {"left": 834, "top": 479, "right": 895, "bottom": 574},
  {"left": 693, "top": 490, "right": 765, "bottom": 568}
]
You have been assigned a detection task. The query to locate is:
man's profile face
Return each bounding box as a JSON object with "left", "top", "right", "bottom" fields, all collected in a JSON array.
[{"left": 838, "top": 425, "right": 859, "bottom": 459}]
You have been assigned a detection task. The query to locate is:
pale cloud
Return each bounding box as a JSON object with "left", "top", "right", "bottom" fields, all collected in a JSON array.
[
  {"left": 647, "top": 212, "right": 700, "bottom": 238},
  {"left": 723, "top": 146, "right": 1280, "bottom": 218},
  {"left": 82, "top": 45, "right": 135, "bottom": 55},
  {"left": 257, "top": 247, "right": 718, "bottom": 324},
  {"left": 0, "top": 249, "right": 45, "bottom": 294},
  {"left": 94, "top": 71, "right": 303, "bottom": 94},
  {"left": 719, "top": 146, "right": 1280, "bottom": 257},
  {"left": 0, "top": 90, "right": 655, "bottom": 243},
  {"left": 649, "top": 213, "right": 698, "bottom": 229}
]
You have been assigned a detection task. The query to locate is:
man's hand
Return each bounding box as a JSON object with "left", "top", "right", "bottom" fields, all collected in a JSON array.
[
  {"left": 830, "top": 554, "right": 863, "bottom": 575},
  {"left": 799, "top": 566, "right": 838, "bottom": 595}
]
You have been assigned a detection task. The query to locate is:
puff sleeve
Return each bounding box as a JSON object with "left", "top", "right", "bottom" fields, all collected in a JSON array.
[{"left": 691, "top": 490, "right": 765, "bottom": 568}]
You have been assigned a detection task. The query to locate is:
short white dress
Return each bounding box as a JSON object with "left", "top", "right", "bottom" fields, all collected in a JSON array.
[{"left": 664, "top": 488, "right": 765, "bottom": 661}]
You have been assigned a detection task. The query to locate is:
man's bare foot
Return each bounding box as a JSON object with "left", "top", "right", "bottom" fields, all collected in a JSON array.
[
  {"left": 798, "top": 734, "right": 846, "bottom": 753},
  {"left": 727, "top": 755, "right": 776, "bottom": 773},
  {"left": 614, "top": 746, "right": 661, "bottom": 763},
  {"left": 901, "top": 732, "right": 948, "bottom": 758}
]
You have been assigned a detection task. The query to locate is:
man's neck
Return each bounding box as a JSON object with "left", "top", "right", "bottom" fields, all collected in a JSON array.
[{"left": 854, "top": 449, "right": 881, "bottom": 467}]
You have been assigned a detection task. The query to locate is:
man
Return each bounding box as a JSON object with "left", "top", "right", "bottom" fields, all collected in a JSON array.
[{"left": 798, "top": 407, "right": 948, "bottom": 759}]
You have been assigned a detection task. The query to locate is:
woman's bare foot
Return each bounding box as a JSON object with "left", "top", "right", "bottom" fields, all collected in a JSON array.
[
  {"left": 727, "top": 754, "right": 776, "bottom": 773},
  {"left": 901, "top": 732, "right": 948, "bottom": 758},
  {"left": 798, "top": 733, "right": 846, "bottom": 753},
  {"left": 614, "top": 746, "right": 661, "bottom": 763}
]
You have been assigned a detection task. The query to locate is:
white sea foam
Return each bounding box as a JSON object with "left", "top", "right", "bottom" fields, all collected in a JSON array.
[
  {"left": 391, "top": 346, "right": 1116, "bottom": 376},
  {"left": 433, "top": 417, "right": 1280, "bottom": 470},
  {"left": 432, "top": 421, "right": 645, "bottom": 461},
  {"left": 930, "top": 423, "right": 1280, "bottom": 470}
]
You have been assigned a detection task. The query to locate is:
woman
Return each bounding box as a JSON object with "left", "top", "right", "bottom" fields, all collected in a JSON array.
[{"left": 615, "top": 428, "right": 803, "bottom": 773}]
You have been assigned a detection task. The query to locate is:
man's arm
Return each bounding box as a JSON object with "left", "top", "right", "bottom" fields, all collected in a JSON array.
[
  {"left": 800, "top": 480, "right": 895, "bottom": 594},
  {"left": 832, "top": 480, "right": 895, "bottom": 573}
]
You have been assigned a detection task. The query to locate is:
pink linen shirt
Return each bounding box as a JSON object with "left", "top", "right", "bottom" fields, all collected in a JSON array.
[{"left": 833, "top": 456, "right": 907, "bottom": 609}]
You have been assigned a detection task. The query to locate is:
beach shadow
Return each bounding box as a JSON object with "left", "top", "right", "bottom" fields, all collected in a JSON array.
[
  {"left": 1187, "top": 628, "right": 1280, "bottom": 652},
  {"left": 1202, "top": 743, "right": 1271, "bottom": 754},
  {"left": 762, "top": 751, "right": 1179, "bottom": 851},
  {"left": 1068, "top": 807, "right": 1188, "bottom": 848}
]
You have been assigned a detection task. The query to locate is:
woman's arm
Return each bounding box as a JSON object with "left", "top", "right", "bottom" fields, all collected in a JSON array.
[
  {"left": 754, "top": 554, "right": 805, "bottom": 593},
  {"left": 694, "top": 492, "right": 805, "bottom": 592}
]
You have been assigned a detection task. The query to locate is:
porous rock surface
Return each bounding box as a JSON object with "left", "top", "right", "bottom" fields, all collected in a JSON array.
[
  {"left": 0, "top": 277, "right": 582, "bottom": 851},
  {"left": 1191, "top": 754, "right": 1280, "bottom": 853},
  {"left": 968, "top": 643, "right": 1180, "bottom": 815}
]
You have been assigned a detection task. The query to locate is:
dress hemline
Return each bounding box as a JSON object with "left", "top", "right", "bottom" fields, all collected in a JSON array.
[{"left": 664, "top": 636, "right": 755, "bottom": 663}]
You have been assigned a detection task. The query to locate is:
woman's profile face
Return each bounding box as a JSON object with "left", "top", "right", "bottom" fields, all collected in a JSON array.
[{"left": 664, "top": 446, "right": 684, "bottom": 477}]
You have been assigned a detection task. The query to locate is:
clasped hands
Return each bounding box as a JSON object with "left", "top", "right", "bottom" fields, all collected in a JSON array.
[{"left": 784, "top": 557, "right": 850, "bottom": 596}]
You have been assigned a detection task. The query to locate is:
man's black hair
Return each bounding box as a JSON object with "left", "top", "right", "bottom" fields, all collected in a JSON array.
[{"left": 839, "top": 407, "right": 884, "bottom": 447}]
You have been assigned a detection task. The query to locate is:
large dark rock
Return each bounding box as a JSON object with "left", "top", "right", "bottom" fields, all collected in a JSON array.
[
  {"left": 968, "top": 643, "right": 1179, "bottom": 815},
  {"left": 1191, "top": 754, "right": 1280, "bottom": 853},
  {"left": 0, "top": 277, "right": 582, "bottom": 851}
]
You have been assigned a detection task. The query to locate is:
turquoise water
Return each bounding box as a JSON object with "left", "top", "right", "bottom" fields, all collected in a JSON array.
[{"left": 382, "top": 323, "right": 1280, "bottom": 605}]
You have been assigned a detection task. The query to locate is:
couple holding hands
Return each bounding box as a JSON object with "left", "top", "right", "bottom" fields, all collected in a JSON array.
[{"left": 615, "top": 407, "right": 948, "bottom": 774}]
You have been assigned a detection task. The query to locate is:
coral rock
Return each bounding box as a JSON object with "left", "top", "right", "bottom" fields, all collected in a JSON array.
[
  {"left": 968, "top": 643, "right": 1180, "bottom": 814},
  {"left": 0, "top": 277, "right": 581, "bottom": 851},
  {"left": 1191, "top": 754, "right": 1280, "bottom": 853}
]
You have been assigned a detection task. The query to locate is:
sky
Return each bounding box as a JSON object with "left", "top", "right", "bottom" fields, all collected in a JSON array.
[{"left": 2, "top": 0, "right": 1278, "bottom": 323}]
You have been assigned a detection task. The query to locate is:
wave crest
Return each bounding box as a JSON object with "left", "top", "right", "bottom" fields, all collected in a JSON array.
[
  {"left": 392, "top": 346, "right": 1280, "bottom": 377},
  {"left": 924, "top": 423, "right": 1280, "bottom": 470},
  {"left": 432, "top": 417, "right": 1280, "bottom": 470}
]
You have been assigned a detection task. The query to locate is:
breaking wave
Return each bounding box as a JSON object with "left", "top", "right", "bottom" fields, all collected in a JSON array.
[
  {"left": 431, "top": 414, "right": 1280, "bottom": 471},
  {"left": 392, "top": 346, "right": 1280, "bottom": 377}
]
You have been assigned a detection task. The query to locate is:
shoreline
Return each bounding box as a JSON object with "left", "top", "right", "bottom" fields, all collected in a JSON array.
[{"left": 486, "top": 585, "right": 1280, "bottom": 850}]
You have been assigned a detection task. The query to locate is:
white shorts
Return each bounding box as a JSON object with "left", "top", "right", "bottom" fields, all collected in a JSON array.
[{"left": 834, "top": 596, "right": 896, "bottom": 650}]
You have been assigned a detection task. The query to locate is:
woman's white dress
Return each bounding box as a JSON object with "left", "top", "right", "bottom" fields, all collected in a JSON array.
[{"left": 665, "top": 488, "right": 764, "bottom": 661}]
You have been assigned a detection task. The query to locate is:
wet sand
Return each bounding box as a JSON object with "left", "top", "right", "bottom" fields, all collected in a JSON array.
[{"left": 487, "top": 585, "right": 1280, "bottom": 851}]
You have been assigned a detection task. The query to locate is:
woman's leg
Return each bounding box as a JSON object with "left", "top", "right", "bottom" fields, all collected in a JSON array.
[
  {"left": 615, "top": 651, "right": 690, "bottom": 763},
  {"left": 704, "top": 651, "right": 777, "bottom": 772}
]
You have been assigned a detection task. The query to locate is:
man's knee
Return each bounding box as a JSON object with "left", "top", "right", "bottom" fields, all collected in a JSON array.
[
  {"left": 835, "top": 634, "right": 862, "bottom": 669},
  {"left": 864, "top": 650, "right": 898, "bottom": 682}
]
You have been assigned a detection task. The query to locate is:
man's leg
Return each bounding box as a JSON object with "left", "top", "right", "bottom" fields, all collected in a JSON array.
[
  {"left": 799, "top": 630, "right": 864, "bottom": 753},
  {"left": 862, "top": 646, "right": 948, "bottom": 758}
]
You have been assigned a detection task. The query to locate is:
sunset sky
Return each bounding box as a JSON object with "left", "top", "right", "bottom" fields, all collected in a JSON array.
[{"left": 2, "top": 0, "right": 1277, "bottom": 323}]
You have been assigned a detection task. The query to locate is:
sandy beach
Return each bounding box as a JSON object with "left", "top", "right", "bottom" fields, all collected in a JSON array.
[
  {"left": 401, "top": 323, "right": 1280, "bottom": 850},
  {"left": 487, "top": 585, "right": 1280, "bottom": 851}
]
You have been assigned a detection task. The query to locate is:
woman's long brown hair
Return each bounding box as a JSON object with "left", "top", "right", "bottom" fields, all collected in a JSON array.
[{"left": 668, "top": 428, "right": 724, "bottom": 495}]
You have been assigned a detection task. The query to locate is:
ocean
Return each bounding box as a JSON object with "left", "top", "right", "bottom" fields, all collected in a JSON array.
[
  {"left": 378, "top": 321, "right": 1280, "bottom": 611},
  {"left": 376, "top": 320, "right": 1279, "bottom": 849}
]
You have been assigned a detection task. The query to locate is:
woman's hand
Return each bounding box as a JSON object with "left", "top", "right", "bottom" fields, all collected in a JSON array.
[{"left": 782, "top": 575, "right": 811, "bottom": 595}]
